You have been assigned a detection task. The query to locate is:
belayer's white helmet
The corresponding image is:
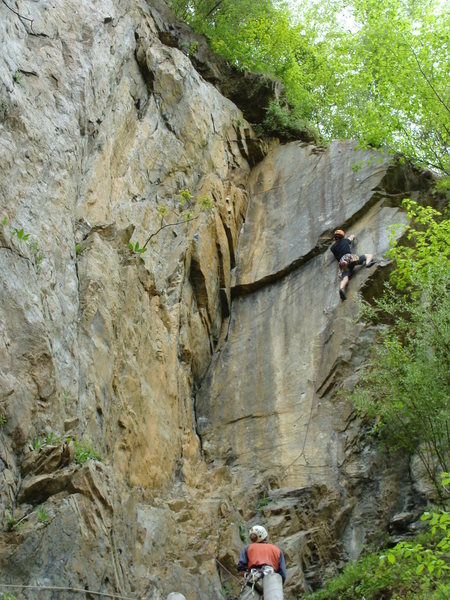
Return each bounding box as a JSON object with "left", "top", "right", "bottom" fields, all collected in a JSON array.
[{"left": 249, "top": 525, "right": 268, "bottom": 543}]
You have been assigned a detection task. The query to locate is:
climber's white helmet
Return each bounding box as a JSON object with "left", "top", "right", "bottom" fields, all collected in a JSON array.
[{"left": 249, "top": 525, "right": 268, "bottom": 543}]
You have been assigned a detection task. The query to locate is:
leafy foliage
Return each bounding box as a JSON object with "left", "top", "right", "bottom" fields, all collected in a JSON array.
[
  {"left": 128, "top": 188, "right": 213, "bottom": 254},
  {"left": 306, "top": 524, "right": 449, "bottom": 599},
  {"left": 4, "top": 511, "right": 17, "bottom": 531},
  {"left": 351, "top": 201, "right": 450, "bottom": 495},
  {"left": 260, "top": 99, "right": 318, "bottom": 141},
  {"left": 73, "top": 439, "right": 102, "bottom": 465},
  {"left": 31, "top": 433, "right": 102, "bottom": 465},
  {"left": 380, "top": 511, "right": 450, "bottom": 578},
  {"left": 1, "top": 215, "right": 43, "bottom": 271},
  {"left": 13, "top": 71, "right": 22, "bottom": 85},
  {"left": 11, "top": 227, "right": 29, "bottom": 241},
  {"left": 386, "top": 200, "right": 450, "bottom": 291},
  {"left": 171, "top": 0, "right": 330, "bottom": 125},
  {"left": 170, "top": 0, "right": 449, "bottom": 176},
  {"left": 128, "top": 240, "right": 147, "bottom": 254},
  {"left": 299, "top": 0, "right": 450, "bottom": 174},
  {"left": 172, "top": 1, "right": 291, "bottom": 71},
  {"left": 256, "top": 493, "right": 271, "bottom": 511},
  {"left": 308, "top": 476, "right": 450, "bottom": 598},
  {"left": 38, "top": 507, "right": 49, "bottom": 524}
]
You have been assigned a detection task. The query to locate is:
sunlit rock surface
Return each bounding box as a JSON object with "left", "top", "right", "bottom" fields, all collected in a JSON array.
[
  {"left": 0, "top": 1, "right": 437, "bottom": 599},
  {"left": 197, "top": 141, "right": 435, "bottom": 595}
]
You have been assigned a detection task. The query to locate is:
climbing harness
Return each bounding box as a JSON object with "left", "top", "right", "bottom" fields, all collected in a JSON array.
[
  {"left": 239, "top": 566, "right": 275, "bottom": 597},
  {"left": 339, "top": 253, "right": 359, "bottom": 269}
]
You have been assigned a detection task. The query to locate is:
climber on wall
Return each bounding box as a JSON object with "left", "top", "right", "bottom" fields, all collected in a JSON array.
[
  {"left": 237, "top": 525, "right": 286, "bottom": 599},
  {"left": 330, "top": 229, "right": 374, "bottom": 300}
]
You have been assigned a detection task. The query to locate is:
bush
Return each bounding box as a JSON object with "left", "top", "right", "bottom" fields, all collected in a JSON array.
[
  {"left": 351, "top": 201, "right": 450, "bottom": 496},
  {"left": 306, "top": 511, "right": 450, "bottom": 599},
  {"left": 261, "top": 100, "right": 318, "bottom": 142}
]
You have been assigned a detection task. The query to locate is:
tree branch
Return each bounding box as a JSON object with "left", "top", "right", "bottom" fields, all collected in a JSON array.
[
  {"left": 205, "top": 1, "right": 225, "bottom": 19},
  {"left": 408, "top": 42, "right": 450, "bottom": 115},
  {"left": 143, "top": 216, "right": 199, "bottom": 249}
]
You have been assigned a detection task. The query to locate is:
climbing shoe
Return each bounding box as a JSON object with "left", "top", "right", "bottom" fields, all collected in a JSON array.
[
  {"left": 365, "top": 260, "right": 375, "bottom": 268},
  {"left": 339, "top": 288, "right": 346, "bottom": 301}
]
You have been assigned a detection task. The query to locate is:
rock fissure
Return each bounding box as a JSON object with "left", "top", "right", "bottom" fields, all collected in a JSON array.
[
  {"left": 231, "top": 239, "right": 329, "bottom": 298},
  {"left": 0, "top": 2, "right": 440, "bottom": 598},
  {"left": 0, "top": 244, "right": 32, "bottom": 265},
  {"left": 232, "top": 171, "right": 420, "bottom": 299}
]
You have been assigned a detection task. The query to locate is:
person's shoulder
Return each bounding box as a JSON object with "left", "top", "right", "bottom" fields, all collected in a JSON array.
[{"left": 267, "top": 542, "right": 281, "bottom": 551}]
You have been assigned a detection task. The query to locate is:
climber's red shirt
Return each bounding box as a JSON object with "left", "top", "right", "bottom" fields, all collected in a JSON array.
[
  {"left": 237, "top": 542, "right": 287, "bottom": 582},
  {"left": 247, "top": 542, "right": 281, "bottom": 570}
]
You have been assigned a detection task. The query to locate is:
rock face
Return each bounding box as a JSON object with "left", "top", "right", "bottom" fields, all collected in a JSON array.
[
  {"left": 0, "top": 1, "right": 437, "bottom": 599},
  {"left": 197, "top": 141, "right": 434, "bottom": 595}
]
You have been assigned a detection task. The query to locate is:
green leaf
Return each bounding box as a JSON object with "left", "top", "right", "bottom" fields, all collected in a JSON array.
[{"left": 171, "top": 0, "right": 449, "bottom": 174}]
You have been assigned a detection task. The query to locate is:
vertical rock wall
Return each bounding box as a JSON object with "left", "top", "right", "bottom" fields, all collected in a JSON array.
[
  {"left": 0, "top": 1, "right": 438, "bottom": 599},
  {"left": 0, "top": 1, "right": 259, "bottom": 598},
  {"left": 197, "top": 141, "right": 435, "bottom": 595}
]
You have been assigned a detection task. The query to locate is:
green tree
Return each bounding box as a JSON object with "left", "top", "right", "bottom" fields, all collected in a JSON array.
[
  {"left": 386, "top": 199, "right": 450, "bottom": 291},
  {"left": 172, "top": 1, "right": 287, "bottom": 72},
  {"left": 171, "top": 1, "right": 328, "bottom": 122},
  {"left": 170, "top": 0, "right": 449, "bottom": 177},
  {"left": 302, "top": 0, "right": 450, "bottom": 175},
  {"left": 351, "top": 201, "right": 450, "bottom": 496}
]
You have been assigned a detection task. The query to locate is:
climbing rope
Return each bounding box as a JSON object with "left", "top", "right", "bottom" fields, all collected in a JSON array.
[
  {"left": 0, "top": 583, "right": 136, "bottom": 599},
  {"left": 0, "top": 562, "right": 245, "bottom": 599},
  {"left": 215, "top": 558, "right": 242, "bottom": 582}
]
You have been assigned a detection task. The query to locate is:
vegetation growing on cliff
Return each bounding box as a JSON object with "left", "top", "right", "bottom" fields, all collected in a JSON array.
[
  {"left": 127, "top": 188, "right": 213, "bottom": 255},
  {"left": 305, "top": 522, "right": 450, "bottom": 599},
  {"left": 305, "top": 201, "right": 450, "bottom": 597},
  {"left": 306, "top": 476, "right": 450, "bottom": 599},
  {"left": 170, "top": 0, "right": 449, "bottom": 179},
  {"left": 351, "top": 201, "right": 450, "bottom": 496}
]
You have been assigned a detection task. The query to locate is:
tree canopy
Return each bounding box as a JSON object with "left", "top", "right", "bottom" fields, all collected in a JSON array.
[{"left": 170, "top": 0, "right": 449, "bottom": 178}]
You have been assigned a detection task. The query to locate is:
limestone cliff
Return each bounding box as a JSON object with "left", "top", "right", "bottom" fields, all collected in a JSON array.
[{"left": 0, "top": 1, "right": 438, "bottom": 599}]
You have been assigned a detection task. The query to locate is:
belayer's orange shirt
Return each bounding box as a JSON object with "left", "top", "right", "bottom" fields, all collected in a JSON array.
[{"left": 247, "top": 543, "right": 281, "bottom": 570}]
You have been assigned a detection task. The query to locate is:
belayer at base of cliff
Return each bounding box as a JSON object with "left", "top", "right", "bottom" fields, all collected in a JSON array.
[
  {"left": 330, "top": 229, "right": 375, "bottom": 300},
  {"left": 237, "top": 525, "right": 286, "bottom": 599}
]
